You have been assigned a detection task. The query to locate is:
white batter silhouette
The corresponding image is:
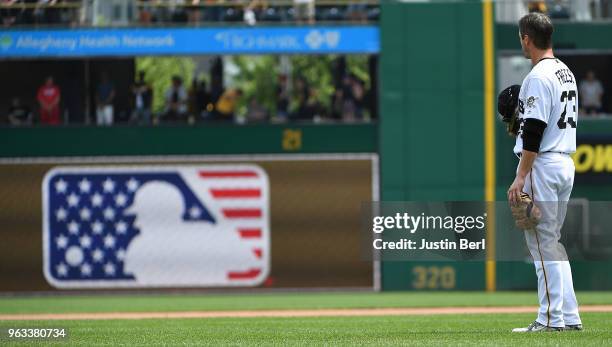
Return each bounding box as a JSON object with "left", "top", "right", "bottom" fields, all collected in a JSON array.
[{"left": 123, "top": 181, "right": 258, "bottom": 286}]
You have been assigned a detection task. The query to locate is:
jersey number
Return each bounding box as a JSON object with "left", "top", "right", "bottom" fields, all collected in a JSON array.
[{"left": 557, "top": 90, "right": 577, "bottom": 129}]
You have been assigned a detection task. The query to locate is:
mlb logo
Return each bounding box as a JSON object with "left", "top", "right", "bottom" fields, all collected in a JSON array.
[{"left": 42, "top": 165, "right": 270, "bottom": 288}]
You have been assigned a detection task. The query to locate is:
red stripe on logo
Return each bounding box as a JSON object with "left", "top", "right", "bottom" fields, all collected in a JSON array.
[
  {"left": 211, "top": 189, "right": 261, "bottom": 198},
  {"left": 223, "top": 209, "right": 261, "bottom": 218},
  {"left": 199, "top": 171, "right": 258, "bottom": 178},
  {"left": 253, "top": 248, "right": 262, "bottom": 259},
  {"left": 227, "top": 268, "right": 261, "bottom": 280},
  {"left": 238, "top": 228, "right": 262, "bottom": 238}
]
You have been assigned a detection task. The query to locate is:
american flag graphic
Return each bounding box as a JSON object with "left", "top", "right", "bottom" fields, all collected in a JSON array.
[{"left": 43, "top": 165, "right": 270, "bottom": 288}]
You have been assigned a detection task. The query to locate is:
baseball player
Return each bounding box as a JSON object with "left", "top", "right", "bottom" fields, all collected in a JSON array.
[{"left": 504, "top": 13, "right": 582, "bottom": 332}]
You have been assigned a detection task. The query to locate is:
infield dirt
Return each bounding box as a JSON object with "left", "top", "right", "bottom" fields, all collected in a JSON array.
[{"left": 2, "top": 305, "right": 612, "bottom": 321}]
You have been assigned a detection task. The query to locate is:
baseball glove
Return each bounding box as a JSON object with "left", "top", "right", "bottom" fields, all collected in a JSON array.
[
  {"left": 497, "top": 84, "right": 521, "bottom": 137},
  {"left": 511, "top": 193, "right": 542, "bottom": 230}
]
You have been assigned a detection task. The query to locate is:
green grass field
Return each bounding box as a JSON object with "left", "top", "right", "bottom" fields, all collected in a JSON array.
[{"left": 1, "top": 291, "right": 611, "bottom": 346}]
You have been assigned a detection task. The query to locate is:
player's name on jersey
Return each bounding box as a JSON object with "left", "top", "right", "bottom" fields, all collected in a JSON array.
[
  {"left": 373, "top": 238, "right": 485, "bottom": 251},
  {"left": 555, "top": 68, "right": 575, "bottom": 85}
]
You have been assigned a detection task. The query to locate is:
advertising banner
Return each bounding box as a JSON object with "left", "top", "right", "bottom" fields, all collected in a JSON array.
[
  {"left": 573, "top": 137, "right": 612, "bottom": 183},
  {"left": 0, "top": 155, "right": 376, "bottom": 291},
  {"left": 0, "top": 26, "right": 380, "bottom": 58}
]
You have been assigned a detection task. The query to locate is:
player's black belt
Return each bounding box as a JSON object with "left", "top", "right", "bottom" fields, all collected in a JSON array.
[{"left": 515, "top": 151, "right": 571, "bottom": 158}]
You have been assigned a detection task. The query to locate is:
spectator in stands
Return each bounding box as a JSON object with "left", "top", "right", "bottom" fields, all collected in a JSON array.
[
  {"left": 346, "top": 0, "right": 367, "bottom": 22},
  {"left": 580, "top": 70, "right": 604, "bottom": 115},
  {"left": 548, "top": 0, "right": 570, "bottom": 19},
  {"left": 188, "top": 0, "right": 202, "bottom": 23},
  {"left": 1, "top": 0, "right": 24, "bottom": 27},
  {"left": 275, "top": 75, "right": 289, "bottom": 120},
  {"left": 60, "top": 0, "right": 81, "bottom": 26},
  {"left": 7, "top": 97, "right": 32, "bottom": 126},
  {"left": 294, "top": 0, "right": 314, "bottom": 24},
  {"left": 527, "top": 1, "right": 547, "bottom": 14},
  {"left": 341, "top": 74, "right": 357, "bottom": 121},
  {"left": 96, "top": 72, "right": 115, "bottom": 126},
  {"left": 203, "top": 0, "right": 223, "bottom": 22},
  {"left": 331, "top": 88, "right": 343, "bottom": 120},
  {"left": 33, "top": 0, "right": 61, "bottom": 25},
  {"left": 21, "top": 0, "right": 36, "bottom": 24},
  {"left": 350, "top": 74, "right": 365, "bottom": 119},
  {"left": 219, "top": 2, "right": 242, "bottom": 22},
  {"left": 168, "top": 0, "right": 188, "bottom": 22},
  {"left": 304, "top": 87, "right": 324, "bottom": 121},
  {"left": 191, "top": 79, "right": 211, "bottom": 119},
  {"left": 245, "top": 96, "right": 268, "bottom": 122},
  {"left": 164, "top": 75, "right": 188, "bottom": 122},
  {"left": 292, "top": 77, "right": 310, "bottom": 119},
  {"left": 573, "top": 0, "right": 592, "bottom": 21},
  {"left": 188, "top": 78, "right": 199, "bottom": 118},
  {"left": 138, "top": 0, "right": 158, "bottom": 24},
  {"left": 243, "top": 0, "right": 266, "bottom": 26},
  {"left": 214, "top": 88, "right": 243, "bottom": 121},
  {"left": 243, "top": 4, "right": 256, "bottom": 25},
  {"left": 246, "top": 96, "right": 268, "bottom": 123},
  {"left": 131, "top": 71, "right": 153, "bottom": 125},
  {"left": 37, "top": 76, "right": 61, "bottom": 125}
]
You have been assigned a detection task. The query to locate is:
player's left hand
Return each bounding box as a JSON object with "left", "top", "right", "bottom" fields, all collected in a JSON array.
[{"left": 507, "top": 175, "right": 526, "bottom": 205}]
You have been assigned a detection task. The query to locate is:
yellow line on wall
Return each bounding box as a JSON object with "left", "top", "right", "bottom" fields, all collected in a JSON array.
[{"left": 483, "top": 0, "right": 496, "bottom": 292}]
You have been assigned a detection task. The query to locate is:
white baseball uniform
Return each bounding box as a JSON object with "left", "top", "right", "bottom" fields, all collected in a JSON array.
[{"left": 514, "top": 57, "right": 581, "bottom": 328}]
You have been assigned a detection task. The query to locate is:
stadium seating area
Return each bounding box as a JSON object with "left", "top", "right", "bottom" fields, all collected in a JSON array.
[
  {"left": 496, "top": 0, "right": 612, "bottom": 22},
  {"left": 2, "top": 0, "right": 610, "bottom": 127},
  {"left": 0, "top": 0, "right": 380, "bottom": 27},
  {"left": 3, "top": 1, "right": 612, "bottom": 29}
]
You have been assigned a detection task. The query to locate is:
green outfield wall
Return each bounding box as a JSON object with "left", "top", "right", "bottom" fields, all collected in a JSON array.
[
  {"left": 379, "top": 2, "right": 612, "bottom": 291},
  {"left": 2, "top": 2, "right": 612, "bottom": 292},
  {"left": 0, "top": 123, "right": 377, "bottom": 157},
  {"left": 379, "top": 1, "right": 488, "bottom": 291},
  {"left": 0, "top": 124, "right": 378, "bottom": 291}
]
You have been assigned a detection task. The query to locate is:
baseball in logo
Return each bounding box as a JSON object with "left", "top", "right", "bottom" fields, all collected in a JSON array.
[{"left": 42, "top": 165, "right": 270, "bottom": 288}]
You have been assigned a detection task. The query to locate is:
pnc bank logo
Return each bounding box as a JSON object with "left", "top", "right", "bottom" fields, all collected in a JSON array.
[{"left": 305, "top": 30, "right": 340, "bottom": 50}]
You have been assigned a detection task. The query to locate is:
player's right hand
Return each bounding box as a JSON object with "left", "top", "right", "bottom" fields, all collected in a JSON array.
[{"left": 507, "top": 175, "right": 526, "bottom": 206}]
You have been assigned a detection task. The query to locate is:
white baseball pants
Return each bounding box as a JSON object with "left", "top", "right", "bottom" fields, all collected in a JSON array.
[{"left": 521, "top": 152, "right": 581, "bottom": 328}]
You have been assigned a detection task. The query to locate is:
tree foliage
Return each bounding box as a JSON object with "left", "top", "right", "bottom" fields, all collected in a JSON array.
[
  {"left": 135, "top": 54, "right": 371, "bottom": 117},
  {"left": 135, "top": 57, "right": 196, "bottom": 114},
  {"left": 231, "top": 54, "right": 371, "bottom": 117},
  {"left": 229, "top": 56, "right": 279, "bottom": 116}
]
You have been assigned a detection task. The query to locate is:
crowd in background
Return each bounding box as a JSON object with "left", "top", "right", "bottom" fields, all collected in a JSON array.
[
  {"left": 4, "top": 0, "right": 612, "bottom": 28},
  {"left": 137, "top": 0, "right": 378, "bottom": 25},
  {"left": 496, "top": 0, "right": 612, "bottom": 22},
  {"left": 1, "top": 0, "right": 81, "bottom": 27},
  {"left": 4, "top": 68, "right": 375, "bottom": 126},
  {"left": 2, "top": 0, "right": 611, "bottom": 126},
  {"left": 1, "top": 0, "right": 379, "bottom": 27},
  {"left": 7, "top": 67, "right": 609, "bottom": 126},
  {"left": 580, "top": 70, "right": 606, "bottom": 116},
  {"left": 4, "top": 65, "right": 609, "bottom": 127}
]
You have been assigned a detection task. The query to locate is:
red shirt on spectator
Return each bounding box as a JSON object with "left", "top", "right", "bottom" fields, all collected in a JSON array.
[
  {"left": 37, "top": 78, "right": 61, "bottom": 125},
  {"left": 38, "top": 84, "right": 60, "bottom": 106}
]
